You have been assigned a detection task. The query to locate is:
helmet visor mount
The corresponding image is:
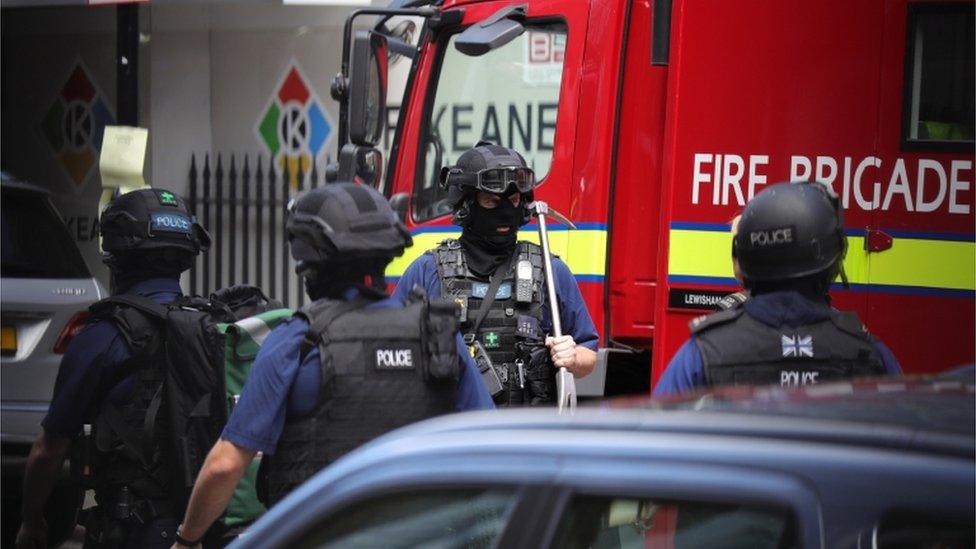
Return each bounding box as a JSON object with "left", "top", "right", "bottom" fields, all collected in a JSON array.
[{"left": 443, "top": 166, "right": 537, "bottom": 196}]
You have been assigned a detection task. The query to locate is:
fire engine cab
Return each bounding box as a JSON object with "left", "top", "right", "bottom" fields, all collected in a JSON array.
[{"left": 331, "top": 0, "right": 975, "bottom": 394}]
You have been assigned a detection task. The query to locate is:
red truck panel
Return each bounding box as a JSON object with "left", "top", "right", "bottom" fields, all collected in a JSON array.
[
  {"left": 652, "top": 0, "right": 975, "bottom": 385},
  {"left": 389, "top": 0, "right": 974, "bottom": 394}
]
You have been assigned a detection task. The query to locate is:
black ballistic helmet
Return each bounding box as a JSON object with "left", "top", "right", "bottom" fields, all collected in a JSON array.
[
  {"left": 100, "top": 188, "right": 211, "bottom": 257},
  {"left": 734, "top": 181, "right": 847, "bottom": 283},
  {"left": 286, "top": 182, "right": 412, "bottom": 273},
  {"left": 440, "top": 142, "right": 535, "bottom": 226}
]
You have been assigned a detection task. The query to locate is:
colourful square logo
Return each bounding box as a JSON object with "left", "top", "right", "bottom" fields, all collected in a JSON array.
[
  {"left": 40, "top": 60, "right": 115, "bottom": 190},
  {"left": 255, "top": 61, "right": 333, "bottom": 189}
]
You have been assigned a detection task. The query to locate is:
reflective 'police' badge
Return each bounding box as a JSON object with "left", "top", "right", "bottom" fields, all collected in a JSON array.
[
  {"left": 150, "top": 212, "right": 193, "bottom": 235},
  {"left": 471, "top": 282, "right": 512, "bottom": 300},
  {"left": 367, "top": 341, "right": 421, "bottom": 371}
]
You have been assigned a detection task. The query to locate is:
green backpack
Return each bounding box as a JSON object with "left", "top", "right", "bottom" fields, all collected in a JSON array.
[{"left": 218, "top": 307, "right": 294, "bottom": 527}]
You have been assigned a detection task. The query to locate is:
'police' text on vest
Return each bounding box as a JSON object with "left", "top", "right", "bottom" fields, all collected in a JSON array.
[{"left": 376, "top": 348, "right": 414, "bottom": 369}]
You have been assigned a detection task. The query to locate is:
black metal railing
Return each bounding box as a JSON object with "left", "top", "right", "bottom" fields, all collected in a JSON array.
[{"left": 187, "top": 152, "right": 327, "bottom": 309}]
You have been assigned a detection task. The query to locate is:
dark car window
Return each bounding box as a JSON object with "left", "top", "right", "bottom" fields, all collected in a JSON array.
[
  {"left": 291, "top": 488, "right": 518, "bottom": 549},
  {"left": 874, "top": 509, "right": 974, "bottom": 548},
  {"left": 551, "top": 495, "right": 795, "bottom": 549},
  {"left": 1, "top": 190, "right": 90, "bottom": 279}
]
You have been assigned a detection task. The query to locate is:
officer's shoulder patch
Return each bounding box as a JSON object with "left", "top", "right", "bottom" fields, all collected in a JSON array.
[
  {"left": 715, "top": 291, "right": 748, "bottom": 311},
  {"left": 689, "top": 307, "right": 743, "bottom": 334}
]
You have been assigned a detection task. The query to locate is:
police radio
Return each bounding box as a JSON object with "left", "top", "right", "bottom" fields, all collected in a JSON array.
[
  {"left": 470, "top": 341, "right": 504, "bottom": 397},
  {"left": 515, "top": 259, "right": 533, "bottom": 304}
]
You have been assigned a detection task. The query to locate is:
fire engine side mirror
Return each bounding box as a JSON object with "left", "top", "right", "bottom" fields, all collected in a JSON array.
[
  {"left": 332, "top": 144, "right": 384, "bottom": 190},
  {"left": 347, "top": 30, "right": 388, "bottom": 147},
  {"left": 389, "top": 192, "right": 409, "bottom": 223},
  {"left": 455, "top": 5, "right": 527, "bottom": 56}
]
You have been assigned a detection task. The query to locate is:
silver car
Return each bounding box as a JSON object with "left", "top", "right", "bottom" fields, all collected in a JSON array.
[{"left": 1, "top": 176, "right": 105, "bottom": 446}]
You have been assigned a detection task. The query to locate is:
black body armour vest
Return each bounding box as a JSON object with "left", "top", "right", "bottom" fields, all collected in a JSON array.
[
  {"left": 691, "top": 300, "right": 886, "bottom": 387},
  {"left": 266, "top": 295, "right": 459, "bottom": 505},
  {"left": 87, "top": 305, "right": 173, "bottom": 510},
  {"left": 432, "top": 239, "right": 553, "bottom": 407}
]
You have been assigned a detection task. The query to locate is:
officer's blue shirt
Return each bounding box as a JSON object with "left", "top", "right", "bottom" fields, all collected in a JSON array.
[
  {"left": 223, "top": 290, "right": 495, "bottom": 455},
  {"left": 392, "top": 251, "right": 599, "bottom": 351},
  {"left": 652, "top": 291, "right": 903, "bottom": 397},
  {"left": 41, "top": 278, "right": 182, "bottom": 437}
]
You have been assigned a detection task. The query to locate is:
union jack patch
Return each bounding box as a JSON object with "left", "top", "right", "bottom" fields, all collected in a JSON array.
[{"left": 782, "top": 334, "right": 814, "bottom": 358}]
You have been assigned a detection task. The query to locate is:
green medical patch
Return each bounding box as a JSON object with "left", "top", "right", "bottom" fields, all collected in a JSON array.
[{"left": 158, "top": 190, "right": 178, "bottom": 206}]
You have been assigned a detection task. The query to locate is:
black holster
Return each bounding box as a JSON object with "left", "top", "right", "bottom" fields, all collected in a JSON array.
[
  {"left": 517, "top": 340, "right": 554, "bottom": 406},
  {"left": 86, "top": 487, "right": 172, "bottom": 548}
]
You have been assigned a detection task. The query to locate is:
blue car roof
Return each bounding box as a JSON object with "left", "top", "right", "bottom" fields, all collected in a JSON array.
[{"left": 377, "top": 375, "right": 976, "bottom": 458}]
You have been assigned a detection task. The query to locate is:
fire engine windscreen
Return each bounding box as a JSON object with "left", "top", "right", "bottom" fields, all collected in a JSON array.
[{"left": 414, "top": 22, "right": 567, "bottom": 222}]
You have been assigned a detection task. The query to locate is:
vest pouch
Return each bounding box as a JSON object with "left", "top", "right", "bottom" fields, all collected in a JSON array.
[
  {"left": 517, "top": 340, "right": 550, "bottom": 381},
  {"left": 423, "top": 298, "right": 460, "bottom": 380}
]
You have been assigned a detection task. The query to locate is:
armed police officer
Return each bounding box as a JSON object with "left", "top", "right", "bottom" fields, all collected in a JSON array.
[
  {"left": 171, "top": 182, "right": 493, "bottom": 548},
  {"left": 393, "top": 143, "right": 599, "bottom": 406},
  {"left": 654, "top": 181, "right": 901, "bottom": 396},
  {"left": 17, "top": 189, "right": 210, "bottom": 549}
]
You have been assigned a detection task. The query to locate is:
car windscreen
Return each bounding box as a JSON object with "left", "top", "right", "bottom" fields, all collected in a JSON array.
[
  {"left": 413, "top": 21, "right": 567, "bottom": 222},
  {"left": 1, "top": 189, "right": 91, "bottom": 279}
]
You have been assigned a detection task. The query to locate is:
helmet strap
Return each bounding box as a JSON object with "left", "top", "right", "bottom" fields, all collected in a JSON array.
[
  {"left": 837, "top": 262, "right": 850, "bottom": 289},
  {"left": 452, "top": 197, "right": 474, "bottom": 228}
]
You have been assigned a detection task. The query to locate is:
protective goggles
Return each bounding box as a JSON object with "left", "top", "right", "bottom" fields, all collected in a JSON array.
[{"left": 441, "top": 166, "right": 537, "bottom": 195}]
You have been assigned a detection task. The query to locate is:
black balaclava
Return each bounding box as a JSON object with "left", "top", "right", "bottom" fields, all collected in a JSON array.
[
  {"left": 302, "top": 259, "right": 388, "bottom": 301},
  {"left": 104, "top": 249, "right": 192, "bottom": 295},
  {"left": 447, "top": 143, "right": 531, "bottom": 279},
  {"left": 459, "top": 197, "right": 522, "bottom": 278}
]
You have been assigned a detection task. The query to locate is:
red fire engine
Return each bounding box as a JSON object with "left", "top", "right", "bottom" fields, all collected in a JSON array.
[{"left": 334, "top": 0, "right": 975, "bottom": 393}]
